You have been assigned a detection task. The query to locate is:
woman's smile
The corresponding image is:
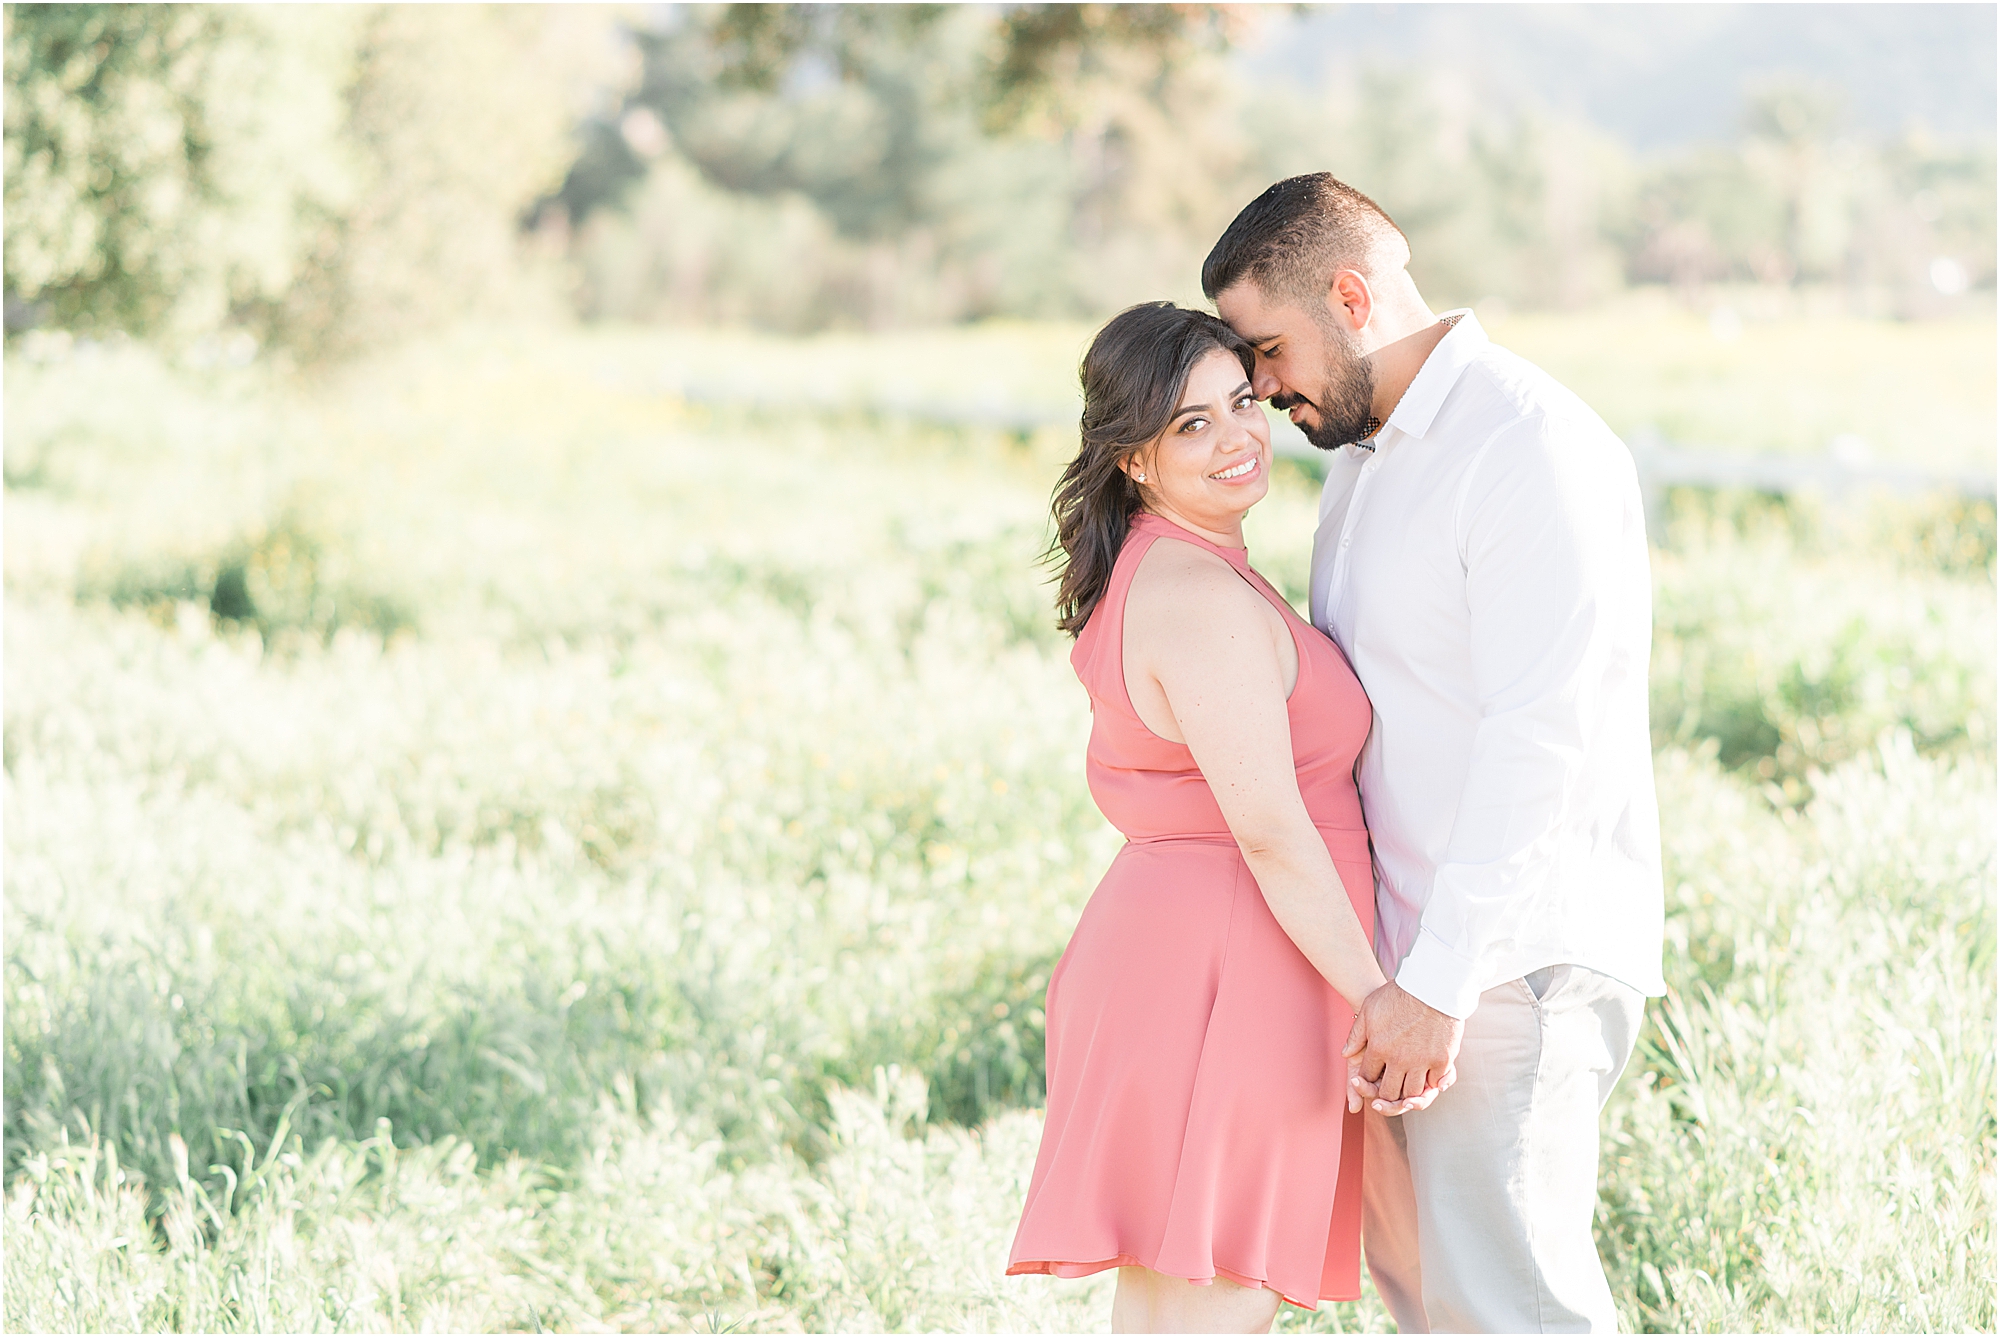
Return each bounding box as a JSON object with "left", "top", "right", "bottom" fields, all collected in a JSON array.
[{"left": 1124, "top": 346, "right": 1276, "bottom": 543}]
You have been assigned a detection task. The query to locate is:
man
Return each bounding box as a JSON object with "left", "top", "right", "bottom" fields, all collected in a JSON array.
[{"left": 1203, "top": 173, "right": 1666, "bottom": 1333}]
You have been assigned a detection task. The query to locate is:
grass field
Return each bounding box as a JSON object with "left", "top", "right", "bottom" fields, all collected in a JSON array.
[
  {"left": 559, "top": 292, "right": 1999, "bottom": 470},
  {"left": 4, "top": 306, "right": 1995, "bottom": 1333}
]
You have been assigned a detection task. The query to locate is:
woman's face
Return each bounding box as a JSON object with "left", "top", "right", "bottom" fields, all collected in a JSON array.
[{"left": 1123, "top": 348, "right": 1272, "bottom": 539}]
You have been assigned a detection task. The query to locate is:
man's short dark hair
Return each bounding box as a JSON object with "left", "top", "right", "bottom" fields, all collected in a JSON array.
[{"left": 1201, "top": 173, "right": 1410, "bottom": 312}]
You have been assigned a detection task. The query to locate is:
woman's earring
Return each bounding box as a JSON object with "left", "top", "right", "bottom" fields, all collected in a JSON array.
[{"left": 1134, "top": 471, "right": 1146, "bottom": 483}]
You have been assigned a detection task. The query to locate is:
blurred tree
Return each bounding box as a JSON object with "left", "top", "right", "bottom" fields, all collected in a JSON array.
[
  {"left": 551, "top": 3, "right": 1239, "bottom": 230},
  {"left": 1857, "top": 128, "right": 1996, "bottom": 315},
  {"left": 570, "top": 6, "right": 1084, "bottom": 329},
  {"left": 1624, "top": 146, "right": 1790, "bottom": 290},
  {"left": 982, "top": 3, "right": 1242, "bottom": 131},
  {"left": 1616, "top": 75, "right": 1995, "bottom": 310},
  {"left": 1740, "top": 81, "right": 1855, "bottom": 284},
  {"left": 1234, "top": 69, "right": 1632, "bottom": 310},
  {"left": 5, "top": 4, "right": 623, "bottom": 358},
  {"left": 558, "top": 3, "right": 1254, "bottom": 329},
  {"left": 273, "top": 5, "right": 618, "bottom": 359},
  {"left": 3, "top": 4, "right": 355, "bottom": 342},
  {"left": 7, "top": 5, "right": 1991, "bottom": 348}
]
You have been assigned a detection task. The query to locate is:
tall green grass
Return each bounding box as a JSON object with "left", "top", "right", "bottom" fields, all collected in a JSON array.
[{"left": 5, "top": 324, "right": 1993, "bottom": 1332}]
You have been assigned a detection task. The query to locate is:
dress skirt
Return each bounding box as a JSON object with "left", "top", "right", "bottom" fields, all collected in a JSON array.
[{"left": 1006, "top": 827, "right": 1374, "bottom": 1309}]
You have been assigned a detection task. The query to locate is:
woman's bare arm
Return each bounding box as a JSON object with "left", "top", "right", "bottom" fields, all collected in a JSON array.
[{"left": 1123, "top": 540, "right": 1386, "bottom": 1013}]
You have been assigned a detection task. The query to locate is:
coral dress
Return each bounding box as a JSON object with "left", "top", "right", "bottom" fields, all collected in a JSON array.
[{"left": 1007, "top": 512, "right": 1375, "bottom": 1309}]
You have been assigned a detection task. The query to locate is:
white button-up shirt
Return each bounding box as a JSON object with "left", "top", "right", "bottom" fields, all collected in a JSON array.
[{"left": 1311, "top": 311, "right": 1665, "bottom": 1019}]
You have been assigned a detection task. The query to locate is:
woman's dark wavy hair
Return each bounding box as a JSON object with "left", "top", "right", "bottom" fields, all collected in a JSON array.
[{"left": 1047, "top": 302, "right": 1254, "bottom": 637}]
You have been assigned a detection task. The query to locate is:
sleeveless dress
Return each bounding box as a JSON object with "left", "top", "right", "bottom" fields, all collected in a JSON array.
[{"left": 1007, "top": 511, "right": 1376, "bottom": 1310}]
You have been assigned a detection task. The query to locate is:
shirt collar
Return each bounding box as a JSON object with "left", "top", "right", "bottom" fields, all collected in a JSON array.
[{"left": 1379, "top": 308, "right": 1486, "bottom": 443}]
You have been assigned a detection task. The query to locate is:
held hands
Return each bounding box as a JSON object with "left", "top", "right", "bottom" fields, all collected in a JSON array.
[{"left": 1342, "top": 981, "right": 1465, "bottom": 1116}]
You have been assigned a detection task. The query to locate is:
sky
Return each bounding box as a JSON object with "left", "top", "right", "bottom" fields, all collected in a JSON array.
[{"left": 1237, "top": 3, "right": 1998, "bottom": 149}]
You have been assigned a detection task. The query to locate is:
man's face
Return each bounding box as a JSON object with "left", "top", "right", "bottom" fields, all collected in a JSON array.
[{"left": 1214, "top": 281, "right": 1376, "bottom": 451}]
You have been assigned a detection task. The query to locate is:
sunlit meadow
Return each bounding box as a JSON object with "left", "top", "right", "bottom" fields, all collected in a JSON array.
[{"left": 4, "top": 313, "right": 1994, "bottom": 1333}]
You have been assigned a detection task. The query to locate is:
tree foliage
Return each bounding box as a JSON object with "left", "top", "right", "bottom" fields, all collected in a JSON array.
[
  {"left": 558, "top": 4, "right": 1257, "bottom": 330},
  {"left": 982, "top": 3, "right": 1242, "bottom": 130},
  {"left": 1621, "top": 81, "right": 1996, "bottom": 299},
  {"left": 4, "top": 3, "right": 615, "bottom": 357},
  {"left": 3, "top": 5, "right": 353, "bottom": 341},
  {"left": 5, "top": 4, "right": 1992, "bottom": 347},
  {"left": 273, "top": 5, "right": 612, "bottom": 359},
  {"left": 552, "top": 3, "right": 1239, "bottom": 229}
]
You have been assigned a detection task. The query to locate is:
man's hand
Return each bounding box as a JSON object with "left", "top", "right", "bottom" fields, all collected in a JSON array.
[{"left": 1343, "top": 981, "right": 1464, "bottom": 1114}]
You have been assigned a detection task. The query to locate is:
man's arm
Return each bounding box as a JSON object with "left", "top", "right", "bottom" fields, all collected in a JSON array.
[{"left": 1354, "top": 414, "right": 1643, "bottom": 1099}]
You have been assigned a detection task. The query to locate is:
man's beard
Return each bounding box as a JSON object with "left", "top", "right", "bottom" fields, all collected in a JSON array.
[{"left": 1273, "top": 330, "right": 1376, "bottom": 451}]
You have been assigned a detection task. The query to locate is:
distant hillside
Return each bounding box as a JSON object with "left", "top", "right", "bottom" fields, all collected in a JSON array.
[{"left": 1239, "top": 3, "right": 1997, "bottom": 150}]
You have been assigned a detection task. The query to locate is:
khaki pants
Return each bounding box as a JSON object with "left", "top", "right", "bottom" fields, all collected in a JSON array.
[{"left": 1363, "top": 964, "right": 1645, "bottom": 1333}]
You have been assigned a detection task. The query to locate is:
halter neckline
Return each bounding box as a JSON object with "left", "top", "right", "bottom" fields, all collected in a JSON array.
[{"left": 1130, "top": 511, "right": 1250, "bottom": 571}]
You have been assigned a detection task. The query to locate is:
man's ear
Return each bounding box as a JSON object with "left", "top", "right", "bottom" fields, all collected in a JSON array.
[{"left": 1327, "top": 269, "right": 1374, "bottom": 335}]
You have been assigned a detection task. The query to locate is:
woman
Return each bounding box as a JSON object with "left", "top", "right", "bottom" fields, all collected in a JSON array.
[{"left": 1007, "top": 303, "right": 1442, "bottom": 1333}]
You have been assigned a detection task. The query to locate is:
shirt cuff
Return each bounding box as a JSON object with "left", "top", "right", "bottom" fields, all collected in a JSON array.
[{"left": 1395, "top": 928, "right": 1487, "bottom": 1020}]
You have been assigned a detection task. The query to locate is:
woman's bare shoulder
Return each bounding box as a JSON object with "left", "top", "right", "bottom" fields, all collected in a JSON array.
[{"left": 1126, "top": 534, "right": 1266, "bottom": 634}]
